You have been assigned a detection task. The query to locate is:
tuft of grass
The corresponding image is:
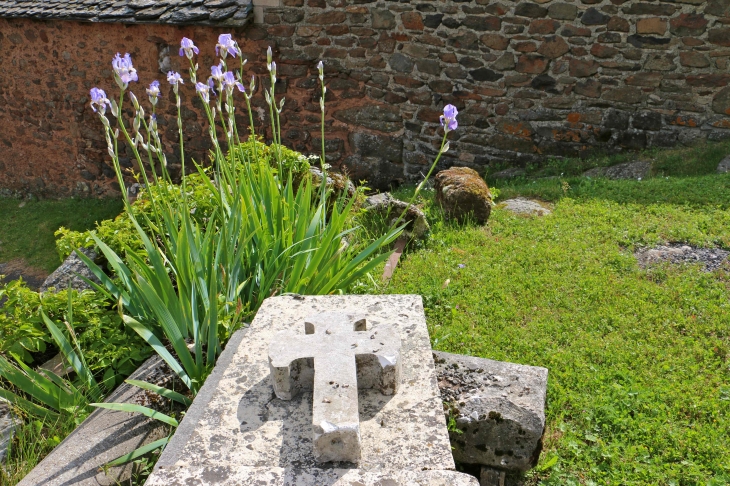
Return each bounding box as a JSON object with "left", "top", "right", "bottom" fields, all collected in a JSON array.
[
  {"left": 0, "top": 412, "right": 78, "bottom": 485},
  {"left": 388, "top": 174, "right": 730, "bottom": 485},
  {"left": 0, "top": 198, "right": 122, "bottom": 273}
]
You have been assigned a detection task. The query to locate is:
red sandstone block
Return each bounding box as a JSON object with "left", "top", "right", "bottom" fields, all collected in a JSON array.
[{"left": 401, "top": 11, "right": 424, "bottom": 30}]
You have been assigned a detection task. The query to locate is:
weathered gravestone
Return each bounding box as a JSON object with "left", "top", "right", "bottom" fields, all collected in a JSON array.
[
  {"left": 269, "top": 311, "right": 402, "bottom": 463},
  {"left": 146, "top": 295, "right": 479, "bottom": 485}
]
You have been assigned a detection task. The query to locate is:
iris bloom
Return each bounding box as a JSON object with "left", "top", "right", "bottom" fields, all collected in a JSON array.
[
  {"left": 216, "top": 34, "right": 238, "bottom": 58},
  {"left": 179, "top": 37, "right": 199, "bottom": 59},
  {"left": 167, "top": 71, "right": 183, "bottom": 85},
  {"left": 146, "top": 80, "right": 161, "bottom": 105},
  {"left": 196, "top": 82, "right": 210, "bottom": 103},
  {"left": 90, "top": 87, "right": 110, "bottom": 114},
  {"left": 222, "top": 71, "right": 245, "bottom": 94},
  {"left": 210, "top": 63, "right": 225, "bottom": 83},
  {"left": 112, "top": 53, "right": 138, "bottom": 88},
  {"left": 440, "top": 104, "right": 458, "bottom": 132}
]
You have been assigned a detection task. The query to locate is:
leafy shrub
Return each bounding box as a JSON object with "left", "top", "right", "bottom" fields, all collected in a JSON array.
[{"left": 0, "top": 279, "right": 150, "bottom": 385}]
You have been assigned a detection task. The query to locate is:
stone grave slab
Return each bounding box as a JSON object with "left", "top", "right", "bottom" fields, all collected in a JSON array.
[{"left": 147, "top": 295, "right": 478, "bottom": 485}]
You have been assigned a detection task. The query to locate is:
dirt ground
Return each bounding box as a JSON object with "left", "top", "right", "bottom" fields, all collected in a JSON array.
[{"left": 0, "top": 259, "right": 49, "bottom": 291}]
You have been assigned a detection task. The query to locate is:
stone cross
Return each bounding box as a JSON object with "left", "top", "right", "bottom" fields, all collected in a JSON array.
[{"left": 268, "top": 311, "right": 402, "bottom": 463}]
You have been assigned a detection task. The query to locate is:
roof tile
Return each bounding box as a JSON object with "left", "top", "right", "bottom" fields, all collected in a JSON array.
[{"left": 0, "top": 0, "right": 251, "bottom": 26}]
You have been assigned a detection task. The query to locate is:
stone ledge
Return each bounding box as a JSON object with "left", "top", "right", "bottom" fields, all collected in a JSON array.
[{"left": 147, "top": 466, "right": 479, "bottom": 485}]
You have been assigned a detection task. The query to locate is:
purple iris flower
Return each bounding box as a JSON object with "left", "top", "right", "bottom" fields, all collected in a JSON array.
[
  {"left": 89, "top": 87, "right": 110, "bottom": 113},
  {"left": 179, "top": 37, "right": 199, "bottom": 58},
  {"left": 440, "top": 104, "right": 458, "bottom": 132},
  {"left": 112, "top": 53, "right": 138, "bottom": 87},
  {"left": 216, "top": 34, "right": 238, "bottom": 58},
  {"left": 210, "top": 63, "right": 225, "bottom": 83},
  {"left": 167, "top": 71, "right": 183, "bottom": 85},
  {"left": 195, "top": 81, "right": 210, "bottom": 103},
  {"left": 222, "top": 71, "right": 245, "bottom": 93},
  {"left": 146, "top": 80, "right": 161, "bottom": 105}
]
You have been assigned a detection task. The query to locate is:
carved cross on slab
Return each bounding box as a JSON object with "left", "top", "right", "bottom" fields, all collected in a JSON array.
[{"left": 268, "top": 311, "right": 402, "bottom": 463}]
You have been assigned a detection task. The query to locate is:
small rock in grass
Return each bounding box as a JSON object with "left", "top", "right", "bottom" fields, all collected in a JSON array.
[
  {"left": 499, "top": 198, "right": 552, "bottom": 216},
  {"left": 635, "top": 243, "right": 729, "bottom": 272},
  {"left": 582, "top": 166, "right": 608, "bottom": 178},
  {"left": 362, "top": 192, "right": 429, "bottom": 239},
  {"left": 717, "top": 155, "right": 730, "bottom": 174},
  {"left": 434, "top": 167, "right": 493, "bottom": 225},
  {"left": 605, "top": 160, "right": 652, "bottom": 180}
]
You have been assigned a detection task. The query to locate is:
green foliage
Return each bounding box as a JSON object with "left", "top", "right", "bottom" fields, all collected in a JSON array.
[
  {"left": 0, "top": 414, "right": 78, "bottom": 485},
  {"left": 0, "top": 280, "right": 150, "bottom": 385},
  {"left": 389, "top": 178, "right": 730, "bottom": 485},
  {"left": 0, "top": 297, "right": 102, "bottom": 422},
  {"left": 0, "top": 197, "right": 122, "bottom": 273}
]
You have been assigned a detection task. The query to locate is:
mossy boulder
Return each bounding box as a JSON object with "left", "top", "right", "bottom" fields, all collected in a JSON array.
[{"left": 434, "top": 167, "right": 493, "bottom": 224}]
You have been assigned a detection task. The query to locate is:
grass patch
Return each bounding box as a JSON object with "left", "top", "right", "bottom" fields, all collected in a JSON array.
[
  {"left": 387, "top": 174, "right": 730, "bottom": 484},
  {"left": 497, "top": 173, "right": 730, "bottom": 208},
  {"left": 0, "top": 198, "right": 122, "bottom": 273},
  {"left": 0, "top": 413, "right": 78, "bottom": 485},
  {"left": 485, "top": 140, "right": 730, "bottom": 181}
]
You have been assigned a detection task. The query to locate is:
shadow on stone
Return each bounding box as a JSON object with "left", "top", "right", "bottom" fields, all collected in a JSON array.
[{"left": 234, "top": 374, "right": 394, "bottom": 479}]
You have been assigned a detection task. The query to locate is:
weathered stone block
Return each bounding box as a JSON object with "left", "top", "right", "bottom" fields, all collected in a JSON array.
[
  {"left": 581, "top": 7, "right": 610, "bottom": 25},
  {"left": 147, "top": 295, "right": 478, "bottom": 485},
  {"left": 333, "top": 104, "right": 402, "bottom": 132},
  {"left": 515, "top": 3, "right": 548, "bottom": 18},
  {"left": 40, "top": 248, "right": 100, "bottom": 293},
  {"left": 670, "top": 13, "right": 707, "bottom": 36},
  {"left": 570, "top": 58, "right": 598, "bottom": 77},
  {"left": 372, "top": 8, "right": 395, "bottom": 29},
  {"left": 349, "top": 132, "right": 403, "bottom": 163},
  {"left": 636, "top": 17, "right": 667, "bottom": 35},
  {"left": 548, "top": 3, "right": 577, "bottom": 20},
  {"left": 516, "top": 54, "right": 548, "bottom": 73},
  {"left": 363, "top": 192, "right": 430, "bottom": 239},
  {"left": 434, "top": 351, "right": 547, "bottom": 472},
  {"left": 434, "top": 167, "right": 493, "bottom": 225}
]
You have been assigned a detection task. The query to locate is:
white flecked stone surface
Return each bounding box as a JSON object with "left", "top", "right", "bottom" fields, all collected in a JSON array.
[{"left": 148, "top": 295, "right": 477, "bottom": 485}]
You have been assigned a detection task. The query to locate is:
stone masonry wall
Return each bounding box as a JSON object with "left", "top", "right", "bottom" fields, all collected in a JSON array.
[
  {"left": 252, "top": 0, "right": 730, "bottom": 187},
  {"left": 5, "top": 2, "right": 730, "bottom": 197}
]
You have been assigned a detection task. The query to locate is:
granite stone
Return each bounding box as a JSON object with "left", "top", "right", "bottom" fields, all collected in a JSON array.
[
  {"left": 433, "top": 351, "right": 548, "bottom": 472},
  {"left": 268, "top": 311, "right": 402, "bottom": 463},
  {"left": 148, "top": 295, "right": 477, "bottom": 485}
]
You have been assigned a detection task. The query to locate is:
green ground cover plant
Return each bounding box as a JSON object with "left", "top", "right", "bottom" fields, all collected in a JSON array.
[
  {"left": 0, "top": 279, "right": 150, "bottom": 380},
  {"left": 389, "top": 174, "right": 730, "bottom": 485},
  {"left": 0, "top": 197, "right": 122, "bottom": 273}
]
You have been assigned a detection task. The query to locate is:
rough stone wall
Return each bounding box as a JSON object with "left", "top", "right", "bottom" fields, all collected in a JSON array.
[
  {"left": 253, "top": 0, "right": 730, "bottom": 187},
  {"left": 5, "top": 1, "right": 730, "bottom": 197},
  {"left": 0, "top": 18, "right": 260, "bottom": 198}
]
